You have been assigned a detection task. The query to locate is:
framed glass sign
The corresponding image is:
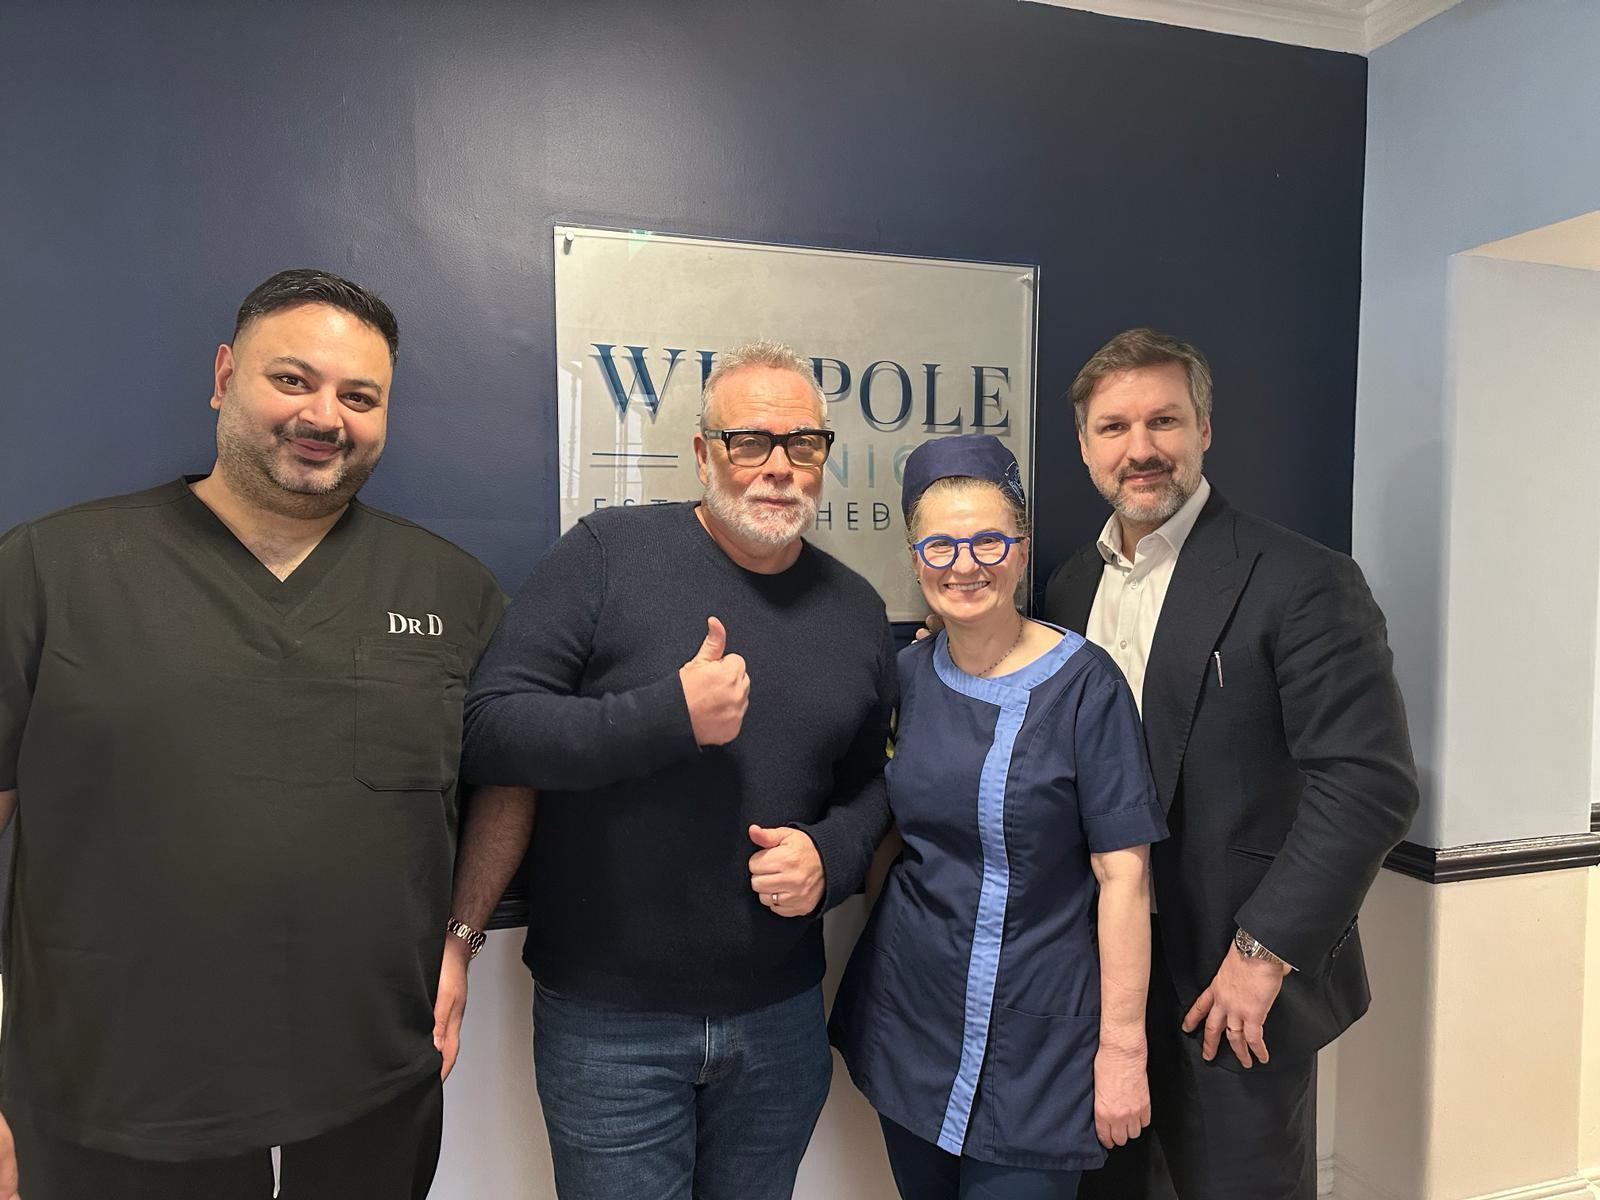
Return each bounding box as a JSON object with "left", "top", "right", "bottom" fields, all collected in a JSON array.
[{"left": 554, "top": 226, "right": 1038, "bottom": 621}]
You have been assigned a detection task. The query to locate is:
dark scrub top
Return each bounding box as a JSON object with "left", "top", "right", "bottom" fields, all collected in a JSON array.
[
  {"left": 831, "top": 626, "right": 1167, "bottom": 1171},
  {"left": 0, "top": 479, "right": 504, "bottom": 1160}
]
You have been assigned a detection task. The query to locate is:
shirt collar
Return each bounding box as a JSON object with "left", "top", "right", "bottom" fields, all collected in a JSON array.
[{"left": 1095, "top": 476, "right": 1212, "bottom": 568}]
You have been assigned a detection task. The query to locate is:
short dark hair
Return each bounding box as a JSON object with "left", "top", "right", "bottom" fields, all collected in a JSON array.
[
  {"left": 233, "top": 268, "right": 400, "bottom": 361},
  {"left": 1068, "top": 327, "right": 1211, "bottom": 434}
]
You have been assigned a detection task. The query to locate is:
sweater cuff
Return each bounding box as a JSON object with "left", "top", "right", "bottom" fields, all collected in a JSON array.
[{"left": 790, "top": 814, "right": 861, "bottom": 917}]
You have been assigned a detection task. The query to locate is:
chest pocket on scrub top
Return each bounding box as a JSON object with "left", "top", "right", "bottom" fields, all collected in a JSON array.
[{"left": 353, "top": 635, "right": 466, "bottom": 791}]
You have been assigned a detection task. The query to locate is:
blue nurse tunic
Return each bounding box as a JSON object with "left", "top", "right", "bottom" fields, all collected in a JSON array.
[{"left": 830, "top": 626, "right": 1167, "bottom": 1171}]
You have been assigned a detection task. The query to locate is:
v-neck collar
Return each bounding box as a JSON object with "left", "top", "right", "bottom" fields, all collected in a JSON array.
[
  {"left": 174, "top": 475, "right": 364, "bottom": 616},
  {"left": 932, "top": 621, "right": 1084, "bottom": 707}
]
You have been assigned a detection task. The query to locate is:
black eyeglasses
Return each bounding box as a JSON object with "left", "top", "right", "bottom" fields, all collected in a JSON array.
[
  {"left": 702, "top": 427, "right": 835, "bottom": 468},
  {"left": 912, "top": 531, "right": 1028, "bottom": 570}
]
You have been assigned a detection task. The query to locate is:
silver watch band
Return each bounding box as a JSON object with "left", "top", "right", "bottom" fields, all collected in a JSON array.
[
  {"left": 447, "top": 917, "right": 487, "bottom": 959},
  {"left": 1235, "top": 927, "right": 1294, "bottom": 970}
]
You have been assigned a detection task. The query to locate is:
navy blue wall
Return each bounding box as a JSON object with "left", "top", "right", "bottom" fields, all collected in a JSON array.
[{"left": 0, "top": 0, "right": 1366, "bottom": 588}]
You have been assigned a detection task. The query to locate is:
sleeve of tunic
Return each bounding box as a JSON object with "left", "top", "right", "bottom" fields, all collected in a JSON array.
[
  {"left": 1073, "top": 666, "right": 1167, "bottom": 854},
  {"left": 460, "top": 521, "right": 697, "bottom": 790},
  {"left": 0, "top": 522, "right": 43, "bottom": 792},
  {"left": 791, "top": 618, "right": 897, "bottom": 913}
]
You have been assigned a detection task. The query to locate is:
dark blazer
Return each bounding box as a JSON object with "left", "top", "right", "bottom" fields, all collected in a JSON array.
[{"left": 1044, "top": 488, "right": 1419, "bottom": 1065}]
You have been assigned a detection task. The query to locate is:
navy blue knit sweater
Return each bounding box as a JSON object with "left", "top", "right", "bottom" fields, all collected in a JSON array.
[{"left": 462, "top": 502, "right": 895, "bottom": 1015}]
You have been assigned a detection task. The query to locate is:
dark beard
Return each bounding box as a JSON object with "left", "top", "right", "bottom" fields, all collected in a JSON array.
[{"left": 216, "top": 427, "right": 378, "bottom": 519}]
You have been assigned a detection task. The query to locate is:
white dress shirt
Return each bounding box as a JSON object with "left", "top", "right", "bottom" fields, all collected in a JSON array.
[{"left": 1086, "top": 477, "right": 1211, "bottom": 715}]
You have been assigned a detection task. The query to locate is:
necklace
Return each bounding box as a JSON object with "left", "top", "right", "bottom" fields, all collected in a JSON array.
[{"left": 965, "top": 617, "right": 1027, "bottom": 678}]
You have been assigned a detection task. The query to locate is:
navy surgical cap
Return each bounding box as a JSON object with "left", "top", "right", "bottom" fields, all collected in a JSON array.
[{"left": 900, "top": 434, "right": 1026, "bottom": 520}]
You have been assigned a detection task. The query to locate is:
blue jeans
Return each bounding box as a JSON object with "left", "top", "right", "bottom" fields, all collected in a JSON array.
[{"left": 533, "top": 982, "right": 832, "bottom": 1200}]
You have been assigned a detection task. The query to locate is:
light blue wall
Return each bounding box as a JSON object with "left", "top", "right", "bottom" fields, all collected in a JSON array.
[{"left": 1356, "top": 0, "right": 1600, "bottom": 845}]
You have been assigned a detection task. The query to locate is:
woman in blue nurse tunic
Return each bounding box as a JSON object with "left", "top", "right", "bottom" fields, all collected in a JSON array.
[{"left": 831, "top": 434, "right": 1167, "bottom": 1199}]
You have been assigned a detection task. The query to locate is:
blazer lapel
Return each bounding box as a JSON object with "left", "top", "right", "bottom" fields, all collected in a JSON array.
[
  {"left": 1042, "top": 545, "right": 1102, "bottom": 634},
  {"left": 1142, "top": 493, "right": 1258, "bottom": 810}
]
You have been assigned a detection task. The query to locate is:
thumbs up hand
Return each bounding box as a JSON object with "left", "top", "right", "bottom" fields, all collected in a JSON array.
[
  {"left": 679, "top": 616, "right": 750, "bottom": 747},
  {"left": 748, "top": 824, "right": 825, "bottom": 917}
]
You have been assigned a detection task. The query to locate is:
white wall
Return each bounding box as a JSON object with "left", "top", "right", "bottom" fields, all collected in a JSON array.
[
  {"left": 1356, "top": 0, "right": 1600, "bottom": 846},
  {"left": 1436, "top": 254, "right": 1600, "bottom": 841}
]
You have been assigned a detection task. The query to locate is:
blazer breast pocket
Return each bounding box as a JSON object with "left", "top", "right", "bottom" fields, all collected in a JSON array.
[
  {"left": 1198, "top": 644, "right": 1283, "bottom": 747},
  {"left": 353, "top": 636, "right": 466, "bottom": 792}
]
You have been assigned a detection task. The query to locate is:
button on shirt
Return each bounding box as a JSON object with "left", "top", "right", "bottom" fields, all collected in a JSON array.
[{"left": 1086, "top": 477, "right": 1211, "bottom": 714}]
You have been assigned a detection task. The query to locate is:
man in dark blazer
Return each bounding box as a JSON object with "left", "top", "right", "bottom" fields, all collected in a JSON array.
[{"left": 1052, "top": 329, "right": 1419, "bottom": 1200}]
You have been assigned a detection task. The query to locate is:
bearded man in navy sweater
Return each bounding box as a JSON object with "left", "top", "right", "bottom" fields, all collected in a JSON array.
[{"left": 444, "top": 340, "right": 895, "bottom": 1200}]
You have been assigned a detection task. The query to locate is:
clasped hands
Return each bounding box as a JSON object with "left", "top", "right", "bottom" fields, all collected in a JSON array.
[{"left": 678, "top": 616, "right": 823, "bottom": 919}]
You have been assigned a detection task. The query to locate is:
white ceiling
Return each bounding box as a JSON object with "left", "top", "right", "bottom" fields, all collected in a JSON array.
[{"left": 1022, "top": 0, "right": 1468, "bottom": 53}]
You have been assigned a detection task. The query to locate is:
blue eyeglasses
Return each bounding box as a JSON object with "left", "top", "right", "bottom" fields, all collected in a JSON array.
[{"left": 912, "top": 531, "right": 1028, "bottom": 570}]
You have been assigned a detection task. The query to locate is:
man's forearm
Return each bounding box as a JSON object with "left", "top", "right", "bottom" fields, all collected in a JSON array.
[
  {"left": 0, "top": 790, "right": 14, "bottom": 833},
  {"left": 451, "top": 785, "right": 536, "bottom": 929}
]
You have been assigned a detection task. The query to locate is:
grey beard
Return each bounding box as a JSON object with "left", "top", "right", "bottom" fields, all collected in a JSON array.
[
  {"left": 1110, "top": 478, "right": 1189, "bottom": 528},
  {"left": 1098, "top": 455, "right": 1203, "bottom": 530},
  {"left": 701, "top": 480, "right": 816, "bottom": 547}
]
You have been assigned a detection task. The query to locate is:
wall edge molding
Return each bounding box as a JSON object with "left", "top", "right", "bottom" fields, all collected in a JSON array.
[
  {"left": 1330, "top": 1158, "right": 1595, "bottom": 1199},
  {"left": 1467, "top": 1175, "right": 1597, "bottom": 1199},
  {"left": 1021, "top": 0, "right": 1467, "bottom": 53},
  {"left": 1362, "top": 0, "right": 1464, "bottom": 51},
  {"left": 1328, "top": 1154, "right": 1402, "bottom": 1200},
  {"left": 1383, "top": 831, "right": 1600, "bottom": 884},
  {"left": 1019, "top": 0, "right": 1365, "bottom": 53}
]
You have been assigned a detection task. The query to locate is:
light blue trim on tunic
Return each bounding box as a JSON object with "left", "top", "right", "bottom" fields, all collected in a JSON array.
[{"left": 931, "top": 624, "right": 1085, "bottom": 1154}]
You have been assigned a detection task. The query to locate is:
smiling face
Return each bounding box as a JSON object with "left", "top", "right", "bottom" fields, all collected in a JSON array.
[
  {"left": 209, "top": 302, "right": 392, "bottom": 519},
  {"left": 910, "top": 479, "right": 1029, "bottom": 633},
  {"left": 1077, "top": 361, "right": 1211, "bottom": 540}
]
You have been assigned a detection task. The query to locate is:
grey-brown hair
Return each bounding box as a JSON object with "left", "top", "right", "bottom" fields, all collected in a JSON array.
[{"left": 1068, "top": 327, "right": 1212, "bottom": 434}]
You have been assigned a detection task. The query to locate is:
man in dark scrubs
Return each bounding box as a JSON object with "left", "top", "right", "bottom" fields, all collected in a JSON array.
[{"left": 0, "top": 269, "right": 514, "bottom": 1199}]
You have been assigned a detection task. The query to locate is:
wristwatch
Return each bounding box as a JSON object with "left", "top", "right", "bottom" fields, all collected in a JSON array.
[
  {"left": 1235, "top": 928, "right": 1292, "bottom": 970},
  {"left": 446, "top": 916, "right": 487, "bottom": 959}
]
